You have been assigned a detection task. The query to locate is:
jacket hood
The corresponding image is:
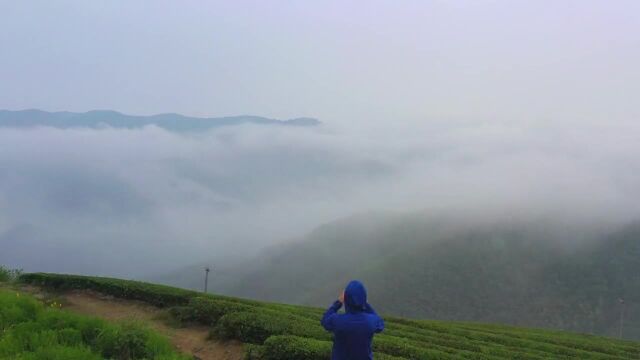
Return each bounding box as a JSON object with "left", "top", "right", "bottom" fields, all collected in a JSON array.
[{"left": 344, "top": 280, "right": 367, "bottom": 313}]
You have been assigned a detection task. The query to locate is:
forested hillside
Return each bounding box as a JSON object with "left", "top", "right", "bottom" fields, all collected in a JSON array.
[{"left": 156, "top": 214, "right": 640, "bottom": 339}]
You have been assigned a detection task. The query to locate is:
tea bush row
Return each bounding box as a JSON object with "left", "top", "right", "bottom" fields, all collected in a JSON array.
[{"left": 20, "top": 273, "right": 640, "bottom": 360}]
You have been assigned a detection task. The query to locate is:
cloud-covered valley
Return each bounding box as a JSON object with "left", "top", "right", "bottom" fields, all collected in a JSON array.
[{"left": 1, "top": 119, "right": 639, "bottom": 277}]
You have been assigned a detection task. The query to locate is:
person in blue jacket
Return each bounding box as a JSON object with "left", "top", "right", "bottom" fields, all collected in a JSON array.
[{"left": 321, "top": 280, "right": 384, "bottom": 360}]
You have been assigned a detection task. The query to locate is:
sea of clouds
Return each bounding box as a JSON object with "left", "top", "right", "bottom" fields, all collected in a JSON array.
[{"left": 1, "top": 119, "right": 639, "bottom": 276}]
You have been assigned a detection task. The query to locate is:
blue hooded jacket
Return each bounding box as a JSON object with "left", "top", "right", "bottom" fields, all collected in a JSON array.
[{"left": 321, "top": 280, "right": 384, "bottom": 360}]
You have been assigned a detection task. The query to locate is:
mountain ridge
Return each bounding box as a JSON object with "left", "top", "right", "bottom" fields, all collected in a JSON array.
[{"left": 0, "top": 109, "right": 321, "bottom": 131}]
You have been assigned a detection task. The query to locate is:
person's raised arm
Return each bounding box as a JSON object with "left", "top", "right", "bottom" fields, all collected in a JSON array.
[
  {"left": 364, "top": 303, "right": 385, "bottom": 333},
  {"left": 321, "top": 292, "right": 344, "bottom": 332}
]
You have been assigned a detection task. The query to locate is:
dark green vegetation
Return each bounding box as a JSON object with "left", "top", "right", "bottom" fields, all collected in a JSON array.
[
  {"left": 166, "top": 214, "right": 640, "bottom": 340},
  {"left": 20, "top": 273, "right": 640, "bottom": 359},
  {"left": 0, "top": 265, "right": 22, "bottom": 283},
  {"left": 0, "top": 109, "right": 320, "bottom": 131},
  {"left": 0, "top": 288, "right": 188, "bottom": 359}
]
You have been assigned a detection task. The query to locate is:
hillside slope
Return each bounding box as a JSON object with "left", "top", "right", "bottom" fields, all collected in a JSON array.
[
  {"left": 53, "top": 289, "right": 243, "bottom": 359},
  {"left": 158, "top": 214, "right": 640, "bottom": 340},
  {"left": 19, "top": 273, "right": 640, "bottom": 359}
]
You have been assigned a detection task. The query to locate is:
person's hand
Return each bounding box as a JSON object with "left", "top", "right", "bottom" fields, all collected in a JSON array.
[{"left": 338, "top": 291, "right": 345, "bottom": 304}]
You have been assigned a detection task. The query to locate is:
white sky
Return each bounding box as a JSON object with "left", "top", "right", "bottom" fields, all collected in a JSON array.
[{"left": 1, "top": 1, "right": 638, "bottom": 129}]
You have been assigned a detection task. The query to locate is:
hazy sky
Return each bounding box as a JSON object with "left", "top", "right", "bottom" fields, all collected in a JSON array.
[
  {"left": 1, "top": 1, "right": 640, "bottom": 277},
  {"left": 1, "top": 1, "right": 638, "bottom": 128}
]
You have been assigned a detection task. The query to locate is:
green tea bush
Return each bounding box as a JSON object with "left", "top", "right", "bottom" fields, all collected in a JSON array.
[
  {"left": 261, "top": 335, "right": 331, "bottom": 360},
  {"left": 214, "top": 311, "right": 330, "bottom": 344},
  {"left": 376, "top": 354, "right": 411, "bottom": 360},
  {"left": 189, "top": 296, "right": 256, "bottom": 325},
  {"left": 243, "top": 343, "right": 266, "bottom": 360},
  {"left": 19, "top": 273, "right": 194, "bottom": 307},
  {"left": 158, "top": 306, "right": 193, "bottom": 328},
  {"left": 260, "top": 335, "right": 408, "bottom": 360},
  {"left": 15, "top": 345, "right": 101, "bottom": 360}
]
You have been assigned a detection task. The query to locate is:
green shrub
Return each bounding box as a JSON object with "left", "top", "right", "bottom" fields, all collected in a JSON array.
[
  {"left": 0, "top": 289, "right": 189, "bottom": 360},
  {"left": 16, "top": 345, "right": 101, "bottom": 360},
  {"left": 215, "top": 312, "right": 279, "bottom": 343},
  {"left": 243, "top": 344, "right": 265, "bottom": 360},
  {"left": 260, "top": 336, "right": 409, "bottom": 360},
  {"left": 0, "top": 292, "right": 41, "bottom": 330},
  {"left": 163, "top": 305, "right": 196, "bottom": 326},
  {"left": 189, "top": 296, "right": 255, "bottom": 325},
  {"left": 214, "top": 311, "right": 330, "bottom": 344},
  {"left": 376, "top": 354, "right": 410, "bottom": 360},
  {"left": 373, "top": 336, "right": 462, "bottom": 360},
  {"left": 262, "top": 335, "right": 331, "bottom": 360},
  {"left": 96, "top": 324, "right": 150, "bottom": 359},
  {"left": 19, "top": 273, "right": 194, "bottom": 307},
  {"left": 0, "top": 265, "right": 23, "bottom": 283},
  {"left": 56, "top": 328, "right": 83, "bottom": 347}
]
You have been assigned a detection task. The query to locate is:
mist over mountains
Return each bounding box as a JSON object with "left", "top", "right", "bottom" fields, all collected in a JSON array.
[
  {"left": 2, "top": 109, "right": 640, "bottom": 277},
  {"left": 2, "top": 108, "right": 640, "bottom": 341}
]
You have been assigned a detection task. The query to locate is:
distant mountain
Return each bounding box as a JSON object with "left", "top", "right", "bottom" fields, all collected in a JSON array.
[
  {"left": 154, "top": 212, "right": 640, "bottom": 339},
  {"left": 0, "top": 109, "right": 320, "bottom": 131}
]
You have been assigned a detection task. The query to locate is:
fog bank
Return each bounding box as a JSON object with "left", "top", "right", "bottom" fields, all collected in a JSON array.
[{"left": 0, "top": 119, "right": 639, "bottom": 276}]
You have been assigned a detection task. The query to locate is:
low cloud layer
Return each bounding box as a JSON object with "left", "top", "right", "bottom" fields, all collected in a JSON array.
[{"left": 1, "top": 120, "right": 639, "bottom": 276}]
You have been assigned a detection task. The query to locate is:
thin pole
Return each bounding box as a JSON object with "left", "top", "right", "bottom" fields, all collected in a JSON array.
[
  {"left": 204, "top": 267, "right": 210, "bottom": 293},
  {"left": 619, "top": 298, "right": 625, "bottom": 338}
]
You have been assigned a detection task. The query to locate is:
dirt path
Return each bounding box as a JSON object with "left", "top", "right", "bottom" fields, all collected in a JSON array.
[{"left": 29, "top": 288, "right": 244, "bottom": 360}]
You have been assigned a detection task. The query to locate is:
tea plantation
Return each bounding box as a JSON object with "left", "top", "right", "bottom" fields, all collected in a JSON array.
[{"left": 19, "top": 273, "right": 640, "bottom": 359}]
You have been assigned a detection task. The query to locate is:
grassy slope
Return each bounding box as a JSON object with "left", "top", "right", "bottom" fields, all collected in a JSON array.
[
  {"left": 0, "top": 287, "right": 188, "bottom": 360},
  {"left": 19, "top": 273, "right": 640, "bottom": 360}
]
